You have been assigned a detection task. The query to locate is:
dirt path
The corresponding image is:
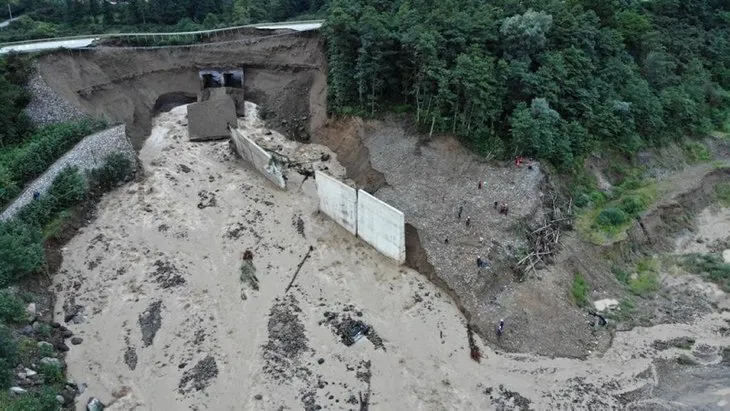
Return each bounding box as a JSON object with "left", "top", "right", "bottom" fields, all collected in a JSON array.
[{"left": 53, "top": 105, "right": 730, "bottom": 410}]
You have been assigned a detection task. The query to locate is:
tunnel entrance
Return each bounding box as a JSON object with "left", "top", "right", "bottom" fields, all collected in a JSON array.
[
  {"left": 153, "top": 92, "right": 198, "bottom": 114},
  {"left": 199, "top": 69, "right": 244, "bottom": 89}
]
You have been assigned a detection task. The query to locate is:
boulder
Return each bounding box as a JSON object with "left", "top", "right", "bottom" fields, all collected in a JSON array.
[
  {"left": 594, "top": 299, "right": 619, "bottom": 312},
  {"left": 87, "top": 397, "right": 104, "bottom": 411},
  {"left": 37, "top": 341, "right": 53, "bottom": 350},
  {"left": 723, "top": 249, "right": 730, "bottom": 264},
  {"left": 71, "top": 337, "right": 83, "bottom": 345},
  {"left": 187, "top": 96, "right": 237, "bottom": 141},
  {"left": 10, "top": 387, "right": 27, "bottom": 395},
  {"left": 40, "top": 357, "right": 62, "bottom": 368},
  {"left": 25, "top": 303, "right": 37, "bottom": 321},
  {"left": 25, "top": 368, "right": 37, "bottom": 377},
  {"left": 199, "top": 87, "right": 246, "bottom": 117}
]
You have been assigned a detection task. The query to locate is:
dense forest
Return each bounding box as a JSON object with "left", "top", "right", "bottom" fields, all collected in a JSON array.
[
  {"left": 324, "top": 0, "right": 730, "bottom": 168},
  {"left": 0, "top": 0, "right": 327, "bottom": 41}
]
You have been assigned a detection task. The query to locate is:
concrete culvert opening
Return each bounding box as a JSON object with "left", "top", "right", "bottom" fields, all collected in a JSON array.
[{"left": 153, "top": 92, "right": 198, "bottom": 114}]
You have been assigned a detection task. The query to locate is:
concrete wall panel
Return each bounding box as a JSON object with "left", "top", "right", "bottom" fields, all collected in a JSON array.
[
  {"left": 357, "top": 189, "right": 406, "bottom": 264},
  {"left": 230, "top": 128, "right": 286, "bottom": 189},
  {"left": 188, "top": 96, "right": 237, "bottom": 141},
  {"left": 315, "top": 170, "right": 357, "bottom": 235}
]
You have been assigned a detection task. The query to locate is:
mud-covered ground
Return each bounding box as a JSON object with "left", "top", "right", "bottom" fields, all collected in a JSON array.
[{"left": 50, "top": 104, "right": 730, "bottom": 410}]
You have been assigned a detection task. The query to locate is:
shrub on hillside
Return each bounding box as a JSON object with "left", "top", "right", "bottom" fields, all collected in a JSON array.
[
  {"left": 596, "top": 207, "right": 628, "bottom": 227},
  {"left": 0, "top": 220, "right": 44, "bottom": 287},
  {"left": 88, "top": 153, "right": 134, "bottom": 192},
  {"left": 0, "top": 291, "right": 27, "bottom": 325},
  {"left": 620, "top": 195, "right": 646, "bottom": 216},
  {"left": 47, "top": 166, "right": 86, "bottom": 208},
  {"left": 571, "top": 273, "right": 589, "bottom": 307}
]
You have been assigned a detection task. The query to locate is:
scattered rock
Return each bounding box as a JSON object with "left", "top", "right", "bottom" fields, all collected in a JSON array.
[
  {"left": 317, "top": 358, "right": 325, "bottom": 365},
  {"left": 21, "top": 325, "right": 33, "bottom": 335},
  {"left": 177, "top": 164, "right": 192, "bottom": 173},
  {"left": 151, "top": 260, "right": 186, "bottom": 289},
  {"left": 71, "top": 337, "right": 83, "bottom": 345},
  {"left": 25, "top": 368, "right": 37, "bottom": 377},
  {"left": 178, "top": 355, "right": 219, "bottom": 394},
  {"left": 138, "top": 301, "right": 163, "bottom": 347},
  {"left": 124, "top": 347, "right": 138, "bottom": 370},
  {"left": 56, "top": 395, "right": 65, "bottom": 403},
  {"left": 87, "top": 397, "right": 104, "bottom": 411},
  {"left": 40, "top": 357, "right": 62, "bottom": 367},
  {"left": 26, "top": 303, "right": 37, "bottom": 321},
  {"left": 593, "top": 299, "right": 619, "bottom": 312},
  {"left": 320, "top": 153, "right": 330, "bottom": 162},
  {"left": 723, "top": 249, "right": 730, "bottom": 264},
  {"left": 10, "top": 386, "right": 27, "bottom": 395},
  {"left": 254, "top": 394, "right": 263, "bottom": 400},
  {"left": 197, "top": 190, "right": 217, "bottom": 209},
  {"left": 653, "top": 337, "right": 695, "bottom": 351},
  {"left": 262, "top": 295, "right": 309, "bottom": 381}
]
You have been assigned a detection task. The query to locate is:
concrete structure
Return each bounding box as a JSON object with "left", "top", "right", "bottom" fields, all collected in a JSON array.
[
  {"left": 1, "top": 125, "right": 136, "bottom": 221},
  {"left": 187, "top": 96, "right": 237, "bottom": 141},
  {"left": 357, "top": 189, "right": 406, "bottom": 264},
  {"left": 315, "top": 170, "right": 357, "bottom": 235},
  {"left": 230, "top": 128, "right": 286, "bottom": 189},
  {"left": 200, "top": 87, "right": 246, "bottom": 117}
]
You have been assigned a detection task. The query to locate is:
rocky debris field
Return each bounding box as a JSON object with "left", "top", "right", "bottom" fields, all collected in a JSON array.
[{"left": 49, "top": 104, "right": 730, "bottom": 410}]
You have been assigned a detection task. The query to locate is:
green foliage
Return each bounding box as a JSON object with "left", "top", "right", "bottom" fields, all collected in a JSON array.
[
  {"left": 0, "top": 359, "right": 12, "bottom": 389},
  {"left": 88, "top": 153, "right": 134, "bottom": 192},
  {"left": 596, "top": 207, "right": 628, "bottom": 228},
  {"left": 714, "top": 181, "right": 730, "bottom": 207},
  {"left": 629, "top": 258, "right": 660, "bottom": 296},
  {"left": 16, "top": 338, "right": 38, "bottom": 366},
  {"left": 1, "top": 386, "right": 61, "bottom": 411},
  {"left": 0, "top": 220, "right": 45, "bottom": 288},
  {"left": 611, "top": 266, "right": 630, "bottom": 285},
  {"left": 0, "top": 326, "right": 17, "bottom": 365},
  {"left": 570, "top": 273, "right": 589, "bottom": 307},
  {"left": 323, "top": 0, "right": 730, "bottom": 168},
  {"left": 38, "top": 363, "right": 64, "bottom": 385},
  {"left": 683, "top": 141, "right": 712, "bottom": 163},
  {"left": 619, "top": 195, "right": 646, "bottom": 216},
  {"left": 681, "top": 253, "right": 730, "bottom": 292},
  {"left": 36, "top": 323, "right": 52, "bottom": 339},
  {"left": 0, "top": 290, "right": 27, "bottom": 324},
  {"left": 37, "top": 343, "right": 54, "bottom": 359}
]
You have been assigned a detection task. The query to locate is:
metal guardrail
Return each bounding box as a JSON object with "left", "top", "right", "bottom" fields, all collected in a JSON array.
[{"left": 0, "top": 19, "right": 325, "bottom": 47}]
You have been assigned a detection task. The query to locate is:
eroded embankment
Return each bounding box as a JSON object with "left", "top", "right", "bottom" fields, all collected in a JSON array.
[{"left": 37, "top": 30, "right": 327, "bottom": 148}]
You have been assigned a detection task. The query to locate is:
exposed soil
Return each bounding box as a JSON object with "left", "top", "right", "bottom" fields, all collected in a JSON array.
[{"left": 37, "top": 30, "right": 327, "bottom": 149}]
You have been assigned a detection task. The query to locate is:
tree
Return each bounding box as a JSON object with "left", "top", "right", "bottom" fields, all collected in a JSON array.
[
  {"left": 0, "top": 220, "right": 44, "bottom": 287},
  {"left": 500, "top": 9, "right": 553, "bottom": 60},
  {"left": 102, "top": 0, "right": 115, "bottom": 25}
]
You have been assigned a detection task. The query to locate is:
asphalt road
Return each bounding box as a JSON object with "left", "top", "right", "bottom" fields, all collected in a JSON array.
[{"left": 0, "top": 20, "right": 323, "bottom": 54}]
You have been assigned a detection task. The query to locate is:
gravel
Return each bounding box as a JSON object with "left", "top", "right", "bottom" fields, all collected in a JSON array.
[
  {"left": 0, "top": 124, "right": 136, "bottom": 221},
  {"left": 24, "top": 67, "right": 86, "bottom": 126}
]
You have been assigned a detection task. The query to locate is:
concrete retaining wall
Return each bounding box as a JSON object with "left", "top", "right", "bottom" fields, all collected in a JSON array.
[
  {"left": 1, "top": 124, "right": 136, "bottom": 221},
  {"left": 230, "top": 128, "right": 286, "bottom": 189},
  {"left": 315, "top": 170, "right": 357, "bottom": 235},
  {"left": 357, "top": 189, "right": 406, "bottom": 264}
]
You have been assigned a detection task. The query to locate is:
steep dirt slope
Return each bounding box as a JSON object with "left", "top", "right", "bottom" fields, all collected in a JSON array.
[{"left": 37, "top": 31, "right": 327, "bottom": 148}]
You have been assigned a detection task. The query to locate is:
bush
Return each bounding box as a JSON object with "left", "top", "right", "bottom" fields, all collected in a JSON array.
[
  {"left": 684, "top": 141, "right": 711, "bottom": 163},
  {"left": 2, "top": 386, "right": 60, "bottom": 411},
  {"left": 88, "top": 153, "right": 134, "bottom": 192},
  {"left": 596, "top": 207, "right": 628, "bottom": 227},
  {"left": 6, "top": 119, "right": 105, "bottom": 189},
  {"left": 0, "top": 220, "right": 44, "bottom": 287},
  {"left": 47, "top": 166, "right": 86, "bottom": 208},
  {"left": 38, "top": 363, "right": 64, "bottom": 384},
  {"left": 682, "top": 253, "right": 730, "bottom": 292},
  {"left": 716, "top": 181, "right": 730, "bottom": 207},
  {"left": 0, "top": 290, "right": 27, "bottom": 324},
  {"left": 0, "top": 358, "right": 12, "bottom": 389},
  {"left": 620, "top": 195, "right": 646, "bottom": 216},
  {"left": 612, "top": 266, "right": 630, "bottom": 285},
  {"left": 571, "top": 273, "right": 589, "bottom": 306},
  {"left": 0, "top": 326, "right": 17, "bottom": 366}
]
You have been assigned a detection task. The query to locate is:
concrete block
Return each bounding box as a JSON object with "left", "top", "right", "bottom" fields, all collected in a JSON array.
[
  {"left": 315, "top": 170, "right": 357, "bottom": 235},
  {"left": 230, "top": 128, "right": 286, "bottom": 189},
  {"left": 357, "top": 189, "right": 406, "bottom": 264},
  {"left": 187, "top": 96, "right": 237, "bottom": 141},
  {"left": 199, "top": 87, "right": 246, "bottom": 117}
]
